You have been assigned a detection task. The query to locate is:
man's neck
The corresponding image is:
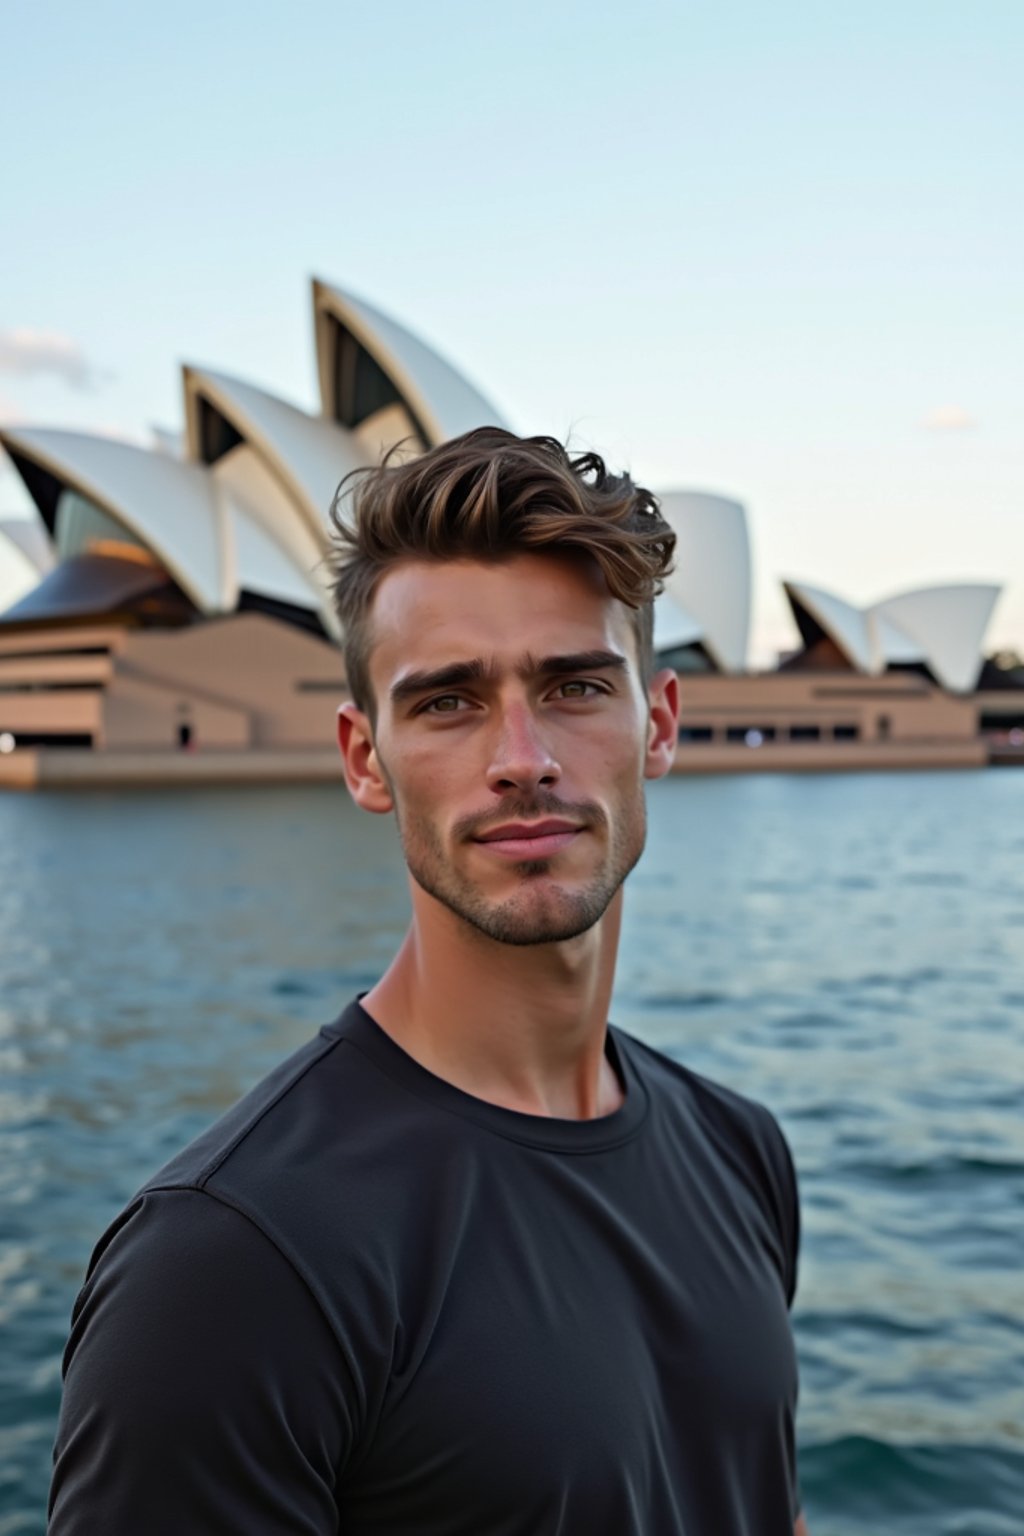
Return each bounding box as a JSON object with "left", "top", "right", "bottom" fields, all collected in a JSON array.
[{"left": 360, "top": 888, "right": 624, "bottom": 1121}]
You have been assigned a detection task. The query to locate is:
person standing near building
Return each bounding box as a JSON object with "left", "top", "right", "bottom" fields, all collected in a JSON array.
[{"left": 49, "top": 427, "right": 807, "bottom": 1534}]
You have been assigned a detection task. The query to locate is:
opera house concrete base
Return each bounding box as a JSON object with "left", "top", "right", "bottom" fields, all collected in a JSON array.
[
  {"left": 0, "top": 732, "right": 990, "bottom": 791},
  {"left": 0, "top": 612, "right": 348, "bottom": 780},
  {"left": 672, "top": 737, "right": 987, "bottom": 774},
  {"left": 0, "top": 746, "right": 342, "bottom": 790},
  {"left": 668, "top": 668, "right": 994, "bottom": 773}
]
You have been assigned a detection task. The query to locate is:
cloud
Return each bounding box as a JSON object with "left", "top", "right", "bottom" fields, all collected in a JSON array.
[
  {"left": 921, "top": 404, "right": 977, "bottom": 432},
  {"left": 0, "top": 328, "right": 106, "bottom": 390}
]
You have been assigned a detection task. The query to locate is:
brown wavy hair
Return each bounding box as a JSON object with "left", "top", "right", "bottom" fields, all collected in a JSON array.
[{"left": 327, "top": 426, "right": 675, "bottom": 713}]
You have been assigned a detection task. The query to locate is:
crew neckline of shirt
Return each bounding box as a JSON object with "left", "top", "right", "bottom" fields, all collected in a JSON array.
[{"left": 321, "top": 997, "right": 649, "bottom": 1153}]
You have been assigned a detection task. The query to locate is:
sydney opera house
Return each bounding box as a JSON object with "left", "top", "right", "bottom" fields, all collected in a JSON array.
[{"left": 0, "top": 278, "right": 1020, "bottom": 787}]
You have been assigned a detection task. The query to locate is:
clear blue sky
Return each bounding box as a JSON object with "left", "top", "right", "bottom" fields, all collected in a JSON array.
[{"left": 2, "top": 0, "right": 1021, "bottom": 659}]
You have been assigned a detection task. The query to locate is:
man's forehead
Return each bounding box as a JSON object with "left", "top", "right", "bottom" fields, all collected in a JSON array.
[
  {"left": 372, "top": 551, "right": 610, "bottom": 613},
  {"left": 368, "top": 555, "right": 636, "bottom": 686}
]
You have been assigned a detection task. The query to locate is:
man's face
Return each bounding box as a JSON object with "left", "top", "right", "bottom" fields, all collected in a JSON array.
[{"left": 342, "top": 552, "right": 677, "bottom": 946}]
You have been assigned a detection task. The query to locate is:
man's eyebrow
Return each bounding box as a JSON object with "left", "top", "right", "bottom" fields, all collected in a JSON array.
[
  {"left": 529, "top": 650, "right": 628, "bottom": 678},
  {"left": 389, "top": 658, "right": 495, "bottom": 704},
  {"left": 389, "top": 650, "right": 628, "bottom": 706}
]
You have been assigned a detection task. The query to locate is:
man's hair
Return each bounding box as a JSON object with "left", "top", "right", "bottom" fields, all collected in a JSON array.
[{"left": 327, "top": 426, "right": 675, "bottom": 714}]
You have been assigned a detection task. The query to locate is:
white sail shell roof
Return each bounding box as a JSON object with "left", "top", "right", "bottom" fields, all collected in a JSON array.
[
  {"left": 658, "top": 492, "right": 751, "bottom": 672},
  {"left": 867, "top": 611, "right": 926, "bottom": 669},
  {"left": 0, "top": 283, "right": 511, "bottom": 642},
  {"left": 785, "top": 581, "right": 876, "bottom": 672},
  {"left": 211, "top": 445, "right": 332, "bottom": 615},
  {"left": 0, "top": 426, "right": 229, "bottom": 612},
  {"left": 0, "top": 426, "right": 333, "bottom": 626},
  {"left": 183, "top": 366, "right": 365, "bottom": 542},
  {"left": 870, "top": 584, "right": 1001, "bottom": 692},
  {"left": 313, "top": 279, "right": 507, "bottom": 447},
  {"left": 785, "top": 579, "right": 1002, "bottom": 691}
]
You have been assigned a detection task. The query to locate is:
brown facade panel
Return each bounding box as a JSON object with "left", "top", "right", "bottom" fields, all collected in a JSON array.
[
  {"left": 0, "top": 691, "right": 101, "bottom": 736},
  {"left": 674, "top": 672, "right": 978, "bottom": 747},
  {"left": 0, "top": 626, "right": 126, "bottom": 659},
  {"left": 114, "top": 614, "right": 346, "bottom": 749},
  {"left": 0, "top": 655, "right": 113, "bottom": 688},
  {"left": 102, "top": 673, "right": 251, "bottom": 751}
]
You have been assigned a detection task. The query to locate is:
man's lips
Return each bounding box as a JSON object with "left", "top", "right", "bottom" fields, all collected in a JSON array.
[{"left": 472, "top": 819, "right": 583, "bottom": 859}]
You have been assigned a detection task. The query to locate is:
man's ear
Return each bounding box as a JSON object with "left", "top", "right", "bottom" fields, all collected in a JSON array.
[
  {"left": 337, "top": 702, "right": 394, "bottom": 814},
  {"left": 643, "top": 667, "right": 680, "bottom": 782}
]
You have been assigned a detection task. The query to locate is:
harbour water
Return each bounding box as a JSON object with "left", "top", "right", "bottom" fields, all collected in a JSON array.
[{"left": 1, "top": 770, "right": 1022, "bottom": 1535}]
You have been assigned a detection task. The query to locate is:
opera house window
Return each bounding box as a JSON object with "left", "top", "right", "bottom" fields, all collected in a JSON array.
[
  {"left": 726, "top": 725, "right": 777, "bottom": 745},
  {"left": 678, "top": 725, "right": 714, "bottom": 743}
]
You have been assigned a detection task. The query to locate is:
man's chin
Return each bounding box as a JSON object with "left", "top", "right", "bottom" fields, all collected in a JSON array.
[
  {"left": 405, "top": 832, "right": 638, "bottom": 947},
  {"left": 454, "top": 881, "right": 616, "bottom": 947},
  {"left": 465, "top": 911, "right": 604, "bottom": 948}
]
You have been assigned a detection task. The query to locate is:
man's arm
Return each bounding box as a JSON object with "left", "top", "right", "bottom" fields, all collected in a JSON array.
[{"left": 49, "top": 1188, "right": 354, "bottom": 1535}]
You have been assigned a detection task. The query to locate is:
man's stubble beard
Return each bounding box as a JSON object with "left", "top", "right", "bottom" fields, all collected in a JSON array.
[{"left": 392, "top": 787, "right": 648, "bottom": 948}]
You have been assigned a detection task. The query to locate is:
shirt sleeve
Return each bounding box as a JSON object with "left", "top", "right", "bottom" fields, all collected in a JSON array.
[{"left": 48, "top": 1187, "right": 356, "bottom": 1535}]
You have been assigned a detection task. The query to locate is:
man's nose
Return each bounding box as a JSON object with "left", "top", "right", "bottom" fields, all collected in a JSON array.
[{"left": 485, "top": 704, "right": 562, "bottom": 795}]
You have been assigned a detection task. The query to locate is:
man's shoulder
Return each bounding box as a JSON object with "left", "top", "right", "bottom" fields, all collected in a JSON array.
[
  {"left": 616, "top": 1025, "right": 801, "bottom": 1302},
  {"left": 73, "top": 1000, "right": 429, "bottom": 1407},
  {"left": 615, "top": 1025, "right": 796, "bottom": 1187},
  {"left": 133, "top": 997, "right": 439, "bottom": 1234}
]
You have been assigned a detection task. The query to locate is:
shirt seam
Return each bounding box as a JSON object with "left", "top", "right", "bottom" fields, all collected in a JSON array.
[{"left": 191, "top": 1031, "right": 344, "bottom": 1187}]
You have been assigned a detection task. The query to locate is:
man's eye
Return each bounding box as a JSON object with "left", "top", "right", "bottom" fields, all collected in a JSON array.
[
  {"left": 556, "top": 680, "right": 599, "bottom": 699},
  {"left": 424, "top": 694, "right": 466, "bottom": 714}
]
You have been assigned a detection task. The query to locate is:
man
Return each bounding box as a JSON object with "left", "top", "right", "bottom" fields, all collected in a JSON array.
[{"left": 49, "top": 428, "right": 806, "bottom": 1534}]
